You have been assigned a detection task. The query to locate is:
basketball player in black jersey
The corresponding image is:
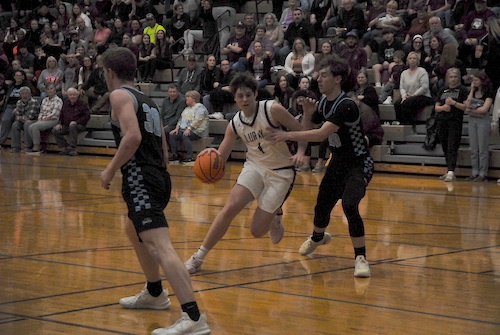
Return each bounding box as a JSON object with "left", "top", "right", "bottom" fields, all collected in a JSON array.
[
  {"left": 99, "top": 47, "right": 210, "bottom": 335},
  {"left": 268, "top": 56, "right": 374, "bottom": 278}
]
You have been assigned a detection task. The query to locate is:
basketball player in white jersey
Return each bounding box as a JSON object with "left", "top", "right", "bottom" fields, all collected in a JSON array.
[{"left": 184, "top": 73, "right": 308, "bottom": 274}]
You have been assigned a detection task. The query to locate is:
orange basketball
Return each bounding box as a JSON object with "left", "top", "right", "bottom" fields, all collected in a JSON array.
[{"left": 194, "top": 150, "right": 225, "bottom": 184}]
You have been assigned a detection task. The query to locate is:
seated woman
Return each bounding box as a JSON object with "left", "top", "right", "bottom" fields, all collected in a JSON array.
[
  {"left": 352, "top": 69, "right": 379, "bottom": 116},
  {"left": 199, "top": 54, "right": 221, "bottom": 96},
  {"left": 137, "top": 34, "right": 155, "bottom": 80},
  {"left": 169, "top": 90, "right": 209, "bottom": 163},
  {"left": 142, "top": 30, "right": 172, "bottom": 82},
  {"left": 248, "top": 42, "right": 272, "bottom": 89},
  {"left": 273, "top": 75, "right": 294, "bottom": 110},
  {"left": 182, "top": 0, "right": 216, "bottom": 55},
  {"left": 394, "top": 51, "right": 434, "bottom": 128},
  {"left": 264, "top": 13, "right": 284, "bottom": 57},
  {"left": 284, "top": 37, "right": 315, "bottom": 89}
]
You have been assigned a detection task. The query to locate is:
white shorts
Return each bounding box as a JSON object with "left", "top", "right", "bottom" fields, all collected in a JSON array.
[{"left": 236, "top": 161, "right": 295, "bottom": 213}]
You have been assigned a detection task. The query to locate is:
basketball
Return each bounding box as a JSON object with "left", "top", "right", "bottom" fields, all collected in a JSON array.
[{"left": 194, "top": 150, "right": 225, "bottom": 184}]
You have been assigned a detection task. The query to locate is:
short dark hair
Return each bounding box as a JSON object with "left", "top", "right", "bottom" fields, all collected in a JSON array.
[
  {"left": 101, "top": 47, "right": 137, "bottom": 82},
  {"left": 230, "top": 73, "right": 258, "bottom": 95},
  {"left": 318, "top": 55, "right": 349, "bottom": 83}
]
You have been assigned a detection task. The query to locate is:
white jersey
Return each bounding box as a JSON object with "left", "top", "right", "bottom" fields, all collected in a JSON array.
[{"left": 230, "top": 100, "right": 293, "bottom": 170}]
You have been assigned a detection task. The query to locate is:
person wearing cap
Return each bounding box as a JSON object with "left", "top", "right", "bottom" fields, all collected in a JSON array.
[
  {"left": 371, "top": 28, "right": 404, "bottom": 87},
  {"left": 457, "top": 0, "right": 496, "bottom": 67},
  {"left": 221, "top": 21, "right": 252, "bottom": 64},
  {"left": 67, "top": 30, "right": 88, "bottom": 55},
  {"left": 177, "top": 54, "right": 202, "bottom": 94},
  {"left": 143, "top": 13, "right": 166, "bottom": 44},
  {"left": 339, "top": 30, "right": 368, "bottom": 92}
]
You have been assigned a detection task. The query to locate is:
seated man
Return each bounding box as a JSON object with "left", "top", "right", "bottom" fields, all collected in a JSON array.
[
  {"left": 52, "top": 88, "right": 91, "bottom": 156},
  {"left": 10, "top": 86, "right": 40, "bottom": 152},
  {"left": 169, "top": 90, "right": 209, "bottom": 163}
]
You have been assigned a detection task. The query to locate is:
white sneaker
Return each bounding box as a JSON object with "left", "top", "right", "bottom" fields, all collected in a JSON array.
[
  {"left": 298, "top": 233, "right": 332, "bottom": 255},
  {"left": 185, "top": 254, "right": 204, "bottom": 274},
  {"left": 119, "top": 286, "right": 171, "bottom": 309},
  {"left": 354, "top": 255, "right": 371, "bottom": 278},
  {"left": 209, "top": 112, "right": 223, "bottom": 120},
  {"left": 445, "top": 174, "right": 456, "bottom": 182},
  {"left": 151, "top": 312, "right": 210, "bottom": 335},
  {"left": 312, "top": 163, "right": 324, "bottom": 173},
  {"left": 382, "top": 96, "right": 393, "bottom": 105},
  {"left": 269, "top": 214, "right": 284, "bottom": 244}
]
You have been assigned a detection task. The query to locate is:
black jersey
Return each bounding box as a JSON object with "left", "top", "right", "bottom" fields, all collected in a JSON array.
[
  {"left": 313, "top": 92, "right": 370, "bottom": 163},
  {"left": 111, "top": 87, "right": 166, "bottom": 171}
]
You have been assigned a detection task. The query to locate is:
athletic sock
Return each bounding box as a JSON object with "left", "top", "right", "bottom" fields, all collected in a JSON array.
[
  {"left": 195, "top": 246, "right": 209, "bottom": 259},
  {"left": 311, "top": 231, "right": 325, "bottom": 242},
  {"left": 182, "top": 301, "right": 201, "bottom": 321},
  {"left": 146, "top": 280, "right": 163, "bottom": 297},
  {"left": 354, "top": 247, "right": 366, "bottom": 258}
]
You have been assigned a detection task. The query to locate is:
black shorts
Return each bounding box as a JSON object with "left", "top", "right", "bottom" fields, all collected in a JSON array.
[{"left": 121, "top": 164, "right": 171, "bottom": 234}]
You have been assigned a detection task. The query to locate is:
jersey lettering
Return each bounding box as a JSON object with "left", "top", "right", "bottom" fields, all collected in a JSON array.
[{"left": 143, "top": 103, "right": 161, "bottom": 136}]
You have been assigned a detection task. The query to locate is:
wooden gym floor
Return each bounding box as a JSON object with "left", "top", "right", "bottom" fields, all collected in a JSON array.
[{"left": 0, "top": 153, "right": 499, "bottom": 335}]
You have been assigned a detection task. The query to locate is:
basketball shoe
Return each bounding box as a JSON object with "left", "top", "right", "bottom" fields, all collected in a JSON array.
[
  {"left": 354, "top": 255, "right": 371, "bottom": 278},
  {"left": 269, "top": 214, "right": 284, "bottom": 244},
  {"left": 185, "top": 254, "right": 204, "bottom": 274},
  {"left": 299, "top": 233, "right": 332, "bottom": 255},
  {"left": 151, "top": 312, "right": 210, "bottom": 335},
  {"left": 119, "top": 286, "right": 171, "bottom": 309}
]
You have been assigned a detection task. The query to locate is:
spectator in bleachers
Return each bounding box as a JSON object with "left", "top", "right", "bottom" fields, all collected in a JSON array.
[
  {"left": 199, "top": 54, "right": 221, "bottom": 96},
  {"left": 37, "top": 56, "right": 63, "bottom": 98},
  {"left": 394, "top": 51, "right": 434, "bottom": 127},
  {"left": 310, "top": 40, "right": 333, "bottom": 97},
  {"left": 17, "top": 43, "right": 35, "bottom": 80},
  {"left": 309, "top": 0, "right": 332, "bottom": 37},
  {"left": 3, "top": 18, "right": 26, "bottom": 44},
  {"left": 485, "top": 17, "right": 500, "bottom": 91},
  {"left": 264, "top": 12, "right": 285, "bottom": 57},
  {"left": 405, "top": 34, "right": 427, "bottom": 67},
  {"left": 346, "top": 90, "right": 385, "bottom": 147},
  {"left": 203, "top": 59, "right": 235, "bottom": 119},
  {"left": 247, "top": 41, "right": 273, "bottom": 89},
  {"left": 111, "top": 0, "right": 137, "bottom": 23},
  {"left": 121, "top": 33, "right": 139, "bottom": 61},
  {"left": 93, "top": 17, "right": 112, "bottom": 54},
  {"left": 402, "top": 5, "right": 429, "bottom": 48},
  {"left": 434, "top": 67, "right": 469, "bottom": 182},
  {"left": 422, "top": 16, "right": 457, "bottom": 56},
  {"left": 395, "top": 0, "right": 426, "bottom": 27},
  {"left": 41, "top": 21, "right": 65, "bottom": 60},
  {"left": 61, "top": 53, "right": 80, "bottom": 99},
  {"left": 137, "top": 34, "right": 154, "bottom": 79},
  {"left": 221, "top": 21, "right": 252, "bottom": 64},
  {"left": 212, "top": 0, "right": 239, "bottom": 51},
  {"left": 371, "top": 28, "right": 404, "bottom": 87},
  {"left": 70, "top": 3, "right": 92, "bottom": 29},
  {"left": 379, "top": 49, "right": 407, "bottom": 105},
  {"left": 25, "top": 20, "right": 42, "bottom": 50},
  {"left": 363, "top": 0, "right": 405, "bottom": 61},
  {"left": 339, "top": 29, "right": 367, "bottom": 92},
  {"left": 431, "top": 43, "right": 466, "bottom": 96},
  {"left": 0, "top": 70, "right": 31, "bottom": 149},
  {"left": 273, "top": 74, "right": 294, "bottom": 110},
  {"left": 424, "top": 34, "right": 443, "bottom": 74},
  {"left": 141, "top": 30, "right": 172, "bottom": 82},
  {"left": 161, "top": 83, "right": 187, "bottom": 136},
  {"left": 173, "top": 0, "right": 200, "bottom": 23},
  {"left": 81, "top": 0, "right": 100, "bottom": 19},
  {"left": 143, "top": 12, "right": 166, "bottom": 44},
  {"left": 108, "top": 18, "right": 127, "bottom": 46},
  {"left": 55, "top": 2, "right": 71, "bottom": 32},
  {"left": 8, "top": 86, "right": 40, "bottom": 153},
  {"left": 77, "top": 56, "right": 95, "bottom": 104},
  {"left": 26, "top": 84, "right": 62, "bottom": 153},
  {"left": 67, "top": 30, "right": 88, "bottom": 56},
  {"left": 244, "top": 13, "right": 257, "bottom": 41},
  {"left": 168, "top": 3, "right": 191, "bottom": 53},
  {"left": 327, "top": 0, "right": 366, "bottom": 38},
  {"left": 464, "top": 71, "right": 494, "bottom": 181},
  {"left": 352, "top": 68, "right": 379, "bottom": 116},
  {"left": 75, "top": 16, "right": 94, "bottom": 44},
  {"left": 457, "top": 0, "right": 496, "bottom": 67},
  {"left": 52, "top": 87, "right": 90, "bottom": 156},
  {"left": 182, "top": 0, "right": 216, "bottom": 55},
  {"left": 177, "top": 53, "right": 202, "bottom": 94},
  {"left": 279, "top": 0, "right": 300, "bottom": 30},
  {"left": 284, "top": 37, "right": 315, "bottom": 89},
  {"left": 169, "top": 90, "right": 209, "bottom": 162},
  {"left": 128, "top": 18, "right": 143, "bottom": 44},
  {"left": 36, "top": 5, "right": 56, "bottom": 28},
  {"left": 82, "top": 55, "right": 109, "bottom": 113},
  {"left": 365, "top": 0, "right": 386, "bottom": 27},
  {"left": 232, "top": 24, "right": 274, "bottom": 72},
  {"left": 33, "top": 46, "right": 48, "bottom": 87},
  {"left": 279, "top": 8, "right": 316, "bottom": 65},
  {"left": 290, "top": 76, "right": 318, "bottom": 118}
]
